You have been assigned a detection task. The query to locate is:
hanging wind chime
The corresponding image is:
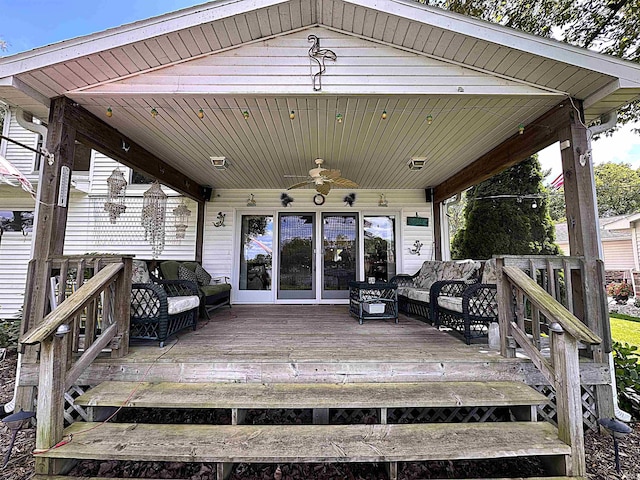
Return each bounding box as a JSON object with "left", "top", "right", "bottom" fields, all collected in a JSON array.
[
  {"left": 104, "top": 168, "right": 128, "bottom": 223},
  {"left": 141, "top": 181, "right": 167, "bottom": 257},
  {"left": 173, "top": 199, "right": 192, "bottom": 239}
]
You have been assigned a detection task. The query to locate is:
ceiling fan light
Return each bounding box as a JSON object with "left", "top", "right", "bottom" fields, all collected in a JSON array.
[
  {"left": 408, "top": 158, "right": 426, "bottom": 170},
  {"left": 210, "top": 156, "right": 228, "bottom": 170}
]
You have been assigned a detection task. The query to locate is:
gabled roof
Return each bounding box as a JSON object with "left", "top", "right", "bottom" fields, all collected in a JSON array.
[{"left": 1, "top": 0, "right": 639, "bottom": 191}]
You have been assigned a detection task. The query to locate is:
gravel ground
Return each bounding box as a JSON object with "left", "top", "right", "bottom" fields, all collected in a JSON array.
[{"left": 2, "top": 351, "right": 639, "bottom": 479}]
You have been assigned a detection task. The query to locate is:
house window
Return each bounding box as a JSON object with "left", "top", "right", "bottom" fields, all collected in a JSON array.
[
  {"left": 131, "top": 170, "right": 154, "bottom": 184},
  {"left": 363, "top": 215, "right": 396, "bottom": 282},
  {"left": 0, "top": 210, "right": 34, "bottom": 235},
  {"left": 239, "top": 215, "right": 273, "bottom": 290}
]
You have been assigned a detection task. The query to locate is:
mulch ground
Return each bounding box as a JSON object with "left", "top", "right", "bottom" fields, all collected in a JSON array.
[{"left": 1, "top": 350, "right": 639, "bottom": 479}]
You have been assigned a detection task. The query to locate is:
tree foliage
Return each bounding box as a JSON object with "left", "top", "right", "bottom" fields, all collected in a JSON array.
[
  {"left": 594, "top": 162, "right": 640, "bottom": 216},
  {"left": 424, "top": 0, "right": 640, "bottom": 129},
  {"left": 451, "top": 157, "right": 560, "bottom": 259}
]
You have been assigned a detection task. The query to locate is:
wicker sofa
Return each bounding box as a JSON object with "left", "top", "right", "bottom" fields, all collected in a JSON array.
[
  {"left": 390, "top": 260, "right": 481, "bottom": 323},
  {"left": 430, "top": 259, "right": 498, "bottom": 344},
  {"left": 159, "top": 261, "right": 231, "bottom": 318},
  {"left": 130, "top": 260, "right": 200, "bottom": 347}
]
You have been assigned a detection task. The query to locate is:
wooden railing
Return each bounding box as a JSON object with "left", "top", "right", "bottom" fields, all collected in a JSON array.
[
  {"left": 495, "top": 257, "right": 602, "bottom": 477},
  {"left": 20, "top": 255, "right": 132, "bottom": 475}
]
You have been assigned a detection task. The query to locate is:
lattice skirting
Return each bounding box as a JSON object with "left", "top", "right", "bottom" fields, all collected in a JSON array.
[
  {"left": 533, "top": 384, "right": 598, "bottom": 431},
  {"left": 63, "top": 385, "right": 91, "bottom": 426}
]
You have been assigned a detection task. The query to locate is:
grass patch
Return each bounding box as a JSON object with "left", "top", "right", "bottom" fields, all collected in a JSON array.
[
  {"left": 610, "top": 317, "right": 640, "bottom": 348},
  {"left": 610, "top": 312, "right": 640, "bottom": 324}
]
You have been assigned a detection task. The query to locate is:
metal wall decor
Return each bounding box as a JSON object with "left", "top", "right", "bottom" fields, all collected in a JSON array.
[
  {"left": 104, "top": 167, "right": 128, "bottom": 224},
  {"left": 343, "top": 192, "right": 356, "bottom": 207},
  {"left": 173, "top": 199, "right": 192, "bottom": 239},
  {"left": 308, "top": 35, "right": 337, "bottom": 91},
  {"left": 213, "top": 212, "right": 226, "bottom": 227},
  {"left": 409, "top": 240, "right": 423, "bottom": 255},
  {"left": 141, "top": 181, "right": 167, "bottom": 258},
  {"left": 280, "top": 192, "right": 294, "bottom": 207}
]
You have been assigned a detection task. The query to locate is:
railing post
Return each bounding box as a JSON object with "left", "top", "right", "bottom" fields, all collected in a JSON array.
[
  {"left": 550, "top": 327, "right": 586, "bottom": 477},
  {"left": 495, "top": 257, "right": 515, "bottom": 358},
  {"left": 35, "top": 335, "right": 68, "bottom": 475},
  {"left": 112, "top": 257, "right": 132, "bottom": 358}
]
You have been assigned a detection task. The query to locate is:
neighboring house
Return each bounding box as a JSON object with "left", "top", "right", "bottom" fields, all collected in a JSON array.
[{"left": 555, "top": 214, "right": 640, "bottom": 294}]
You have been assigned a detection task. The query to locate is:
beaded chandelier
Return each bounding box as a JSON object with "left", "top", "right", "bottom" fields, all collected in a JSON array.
[
  {"left": 104, "top": 168, "right": 127, "bottom": 223},
  {"left": 141, "top": 181, "right": 167, "bottom": 257},
  {"left": 173, "top": 199, "right": 192, "bottom": 240}
]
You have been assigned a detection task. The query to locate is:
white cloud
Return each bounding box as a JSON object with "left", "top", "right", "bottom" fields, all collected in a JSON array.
[{"left": 538, "top": 121, "right": 640, "bottom": 181}]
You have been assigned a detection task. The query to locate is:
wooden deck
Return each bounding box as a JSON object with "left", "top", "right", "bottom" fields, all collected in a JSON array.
[
  {"left": 19, "top": 304, "right": 608, "bottom": 387},
  {"left": 39, "top": 304, "right": 603, "bottom": 386}
]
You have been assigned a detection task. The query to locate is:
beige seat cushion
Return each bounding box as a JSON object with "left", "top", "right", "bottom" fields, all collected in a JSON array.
[
  {"left": 167, "top": 295, "right": 200, "bottom": 315},
  {"left": 437, "top": 295, "right": 463, "bottom": 313},
  {"left": 407, "top": 288, "right": 430, "bottom": 303}
]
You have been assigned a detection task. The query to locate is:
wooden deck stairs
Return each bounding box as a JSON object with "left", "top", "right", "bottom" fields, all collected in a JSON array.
[{"left": 34, "top": 380, "right": 578, "bottom": 480}]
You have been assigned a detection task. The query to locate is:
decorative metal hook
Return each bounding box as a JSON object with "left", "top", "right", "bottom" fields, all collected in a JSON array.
[
  {"left": 409, "top": 240, "right": 423, "bottom": 255},
  {"left": 308, "top": 35, "right": 337, "bottom": 92},
  {"left": 213, "top": 212, "right": 226, "bottom": 227}
]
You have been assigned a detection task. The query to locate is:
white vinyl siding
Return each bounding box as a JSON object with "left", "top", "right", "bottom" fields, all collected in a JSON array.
[
  {"left": 602, "top": 239, "right": 636, "bottom": 271},
  {"left": 83, "top": 28, "right": 554, "bottom": 97},
  {"left": 4, "top": 111, "right": 40, "bottom": 183}
]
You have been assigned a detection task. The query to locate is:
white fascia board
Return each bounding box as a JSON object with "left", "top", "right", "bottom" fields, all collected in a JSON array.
[
  {"left": 343, "top": 0, "right": 640, "bottom": 83},
  {"left": 604, "top": 214, "right": 640, "bottom": 230},
  {"left": 0, "top": 0, "right": 290, "bottom": 78},
  {"left": 0, "top": 76, "right": 51, "bottom": 109}
]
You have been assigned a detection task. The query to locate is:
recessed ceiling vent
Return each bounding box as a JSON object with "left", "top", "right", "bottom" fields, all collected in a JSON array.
[{"left": 408, "top": 157, "right": 426, "bottom": 171}]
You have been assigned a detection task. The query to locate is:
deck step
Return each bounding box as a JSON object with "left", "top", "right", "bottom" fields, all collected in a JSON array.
[
  {"left": 35, "top": 477, "right": 576, "bottom": 480},
  {"left": 74, "top": 380, "right": 548, "bottom": 409},
  {"left": 38, "top": 421, "right": 569, "bottom": 463}
]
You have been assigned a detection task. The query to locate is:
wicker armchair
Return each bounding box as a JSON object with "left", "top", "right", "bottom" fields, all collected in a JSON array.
[
  {"left": 430, "top": 259, "right": 498, "bottom": 344},
  {"left": 130, "top": 260, "right": 200, "bottom": 347}
]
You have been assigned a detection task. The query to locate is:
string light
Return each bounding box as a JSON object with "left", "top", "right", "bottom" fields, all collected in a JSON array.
[
  {"left": 106, "top": 107, "right": 113, "bottom": 118},
  {"left": 518, "top": 123, "right": 525, "bottom": 135},
  {"left": 289, "top": 110, "right": 295, "bottom": 120},
  {"left": 242, "top": 110, "right": 250, "bottom": 120},
  {"left": 336, "top": 113, "right": 343, "bottom": 123},
  {"left": 197, "top": 108, "right": 205, "bottom": 119},
  {"left": 427, "top": 114, "right": 433, "bottom": 125},
  {"left": 381, "top": 110, "right": 387, "bottom": 120},
  {"left": 150, "top": 108, "right": 158, "bottom": 119}
]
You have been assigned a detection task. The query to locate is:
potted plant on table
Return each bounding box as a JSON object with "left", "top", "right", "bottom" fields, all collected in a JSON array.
[{"left": 607, "top": 281, "right": 634, "bottom": 304}]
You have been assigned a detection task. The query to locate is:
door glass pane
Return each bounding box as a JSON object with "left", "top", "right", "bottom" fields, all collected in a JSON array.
[
  {"left": 322, "top": 214, "right": 357, "bottom": 298},
  {"left": 278, "top": 214, "right": 315, "bottom": 298},
  {"left": 239, "top": 215, "right": 273, "bottom": 290},
  {"left": 364, "top": 216, "right": 396, "bottom": 282}
]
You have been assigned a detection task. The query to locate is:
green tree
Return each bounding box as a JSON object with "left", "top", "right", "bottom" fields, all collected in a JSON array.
[
  {"left": 594, "top": 162, "right": 640, "bottom": 216},
  {"left": 547, "top": 188, "right": 567, "bottom": 223},
  {"left": 451, "top": 156, "right": 560, "bottom": 259},
  {"left": 424, "top": 0, "right": 640, "bottom": 129}
]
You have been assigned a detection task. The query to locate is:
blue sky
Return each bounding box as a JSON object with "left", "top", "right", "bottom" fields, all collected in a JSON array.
[
  {"left": 0, "top": 1, "right": 200, "bottom": 54},
  {"left": 1, "top": 0, "right": 639, "bottom": 180}
]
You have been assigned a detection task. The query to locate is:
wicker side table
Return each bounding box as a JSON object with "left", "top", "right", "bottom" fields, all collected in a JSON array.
[{"left": 348, "top": 281, "right": 398, "bottom": 325}]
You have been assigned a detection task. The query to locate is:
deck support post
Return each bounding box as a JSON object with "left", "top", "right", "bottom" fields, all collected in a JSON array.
[
  {"left": 17, "top": 97, "right": 76, "bottom": 412},
  {"left": 313, "top": 408, "right": 330, "bottom": 424},
  {"left": 551, "top": 329, "right": 586, "bottom": 477},
  {"left": 385, "top": 461, "right": 398, "bottom": 480},
  {"left": 495, "top": 257, "right": 516, "bottom": 358},
  {"left": 558, "top": 101, "right": 614, "bottom": 420},
  {"left": 34, "top": 335, "right": 67, "bottom": 475}
]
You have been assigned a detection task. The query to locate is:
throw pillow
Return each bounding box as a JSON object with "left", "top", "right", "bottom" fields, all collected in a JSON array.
[
  {"left": 132, "top": 260, "right": 151, "bottom": 284},
  {"left": 178, "top": 265, "right": 199, "bottom": 284},
  {"left": 194, "top": 264, "right": 212, "bottom": 286}
]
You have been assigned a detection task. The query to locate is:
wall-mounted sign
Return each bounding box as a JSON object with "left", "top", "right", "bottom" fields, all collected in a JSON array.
[{"left": 407, "top": 215, "right": 429, "bottom": 227}]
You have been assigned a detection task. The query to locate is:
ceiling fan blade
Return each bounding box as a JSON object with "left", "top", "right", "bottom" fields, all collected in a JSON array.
[
  {"left": 323, "top": 169, "right": 341, "bottom": 179},
  {"left": 316, "top": 182, "right": 331, "bottom": 195},
  {"left": 331, "top": 177, "right": 359, "bottom": 188},
  {"left": 284, "top": 175, "right": 309, "bottom": 178},
  {"left": 288, "top": 181, "right": 312, "bottom": 190}
]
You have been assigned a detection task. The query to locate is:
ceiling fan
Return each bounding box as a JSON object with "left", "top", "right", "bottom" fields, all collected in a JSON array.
[{"left": 286, "top": 158, "right": 358, "bottom": 195}]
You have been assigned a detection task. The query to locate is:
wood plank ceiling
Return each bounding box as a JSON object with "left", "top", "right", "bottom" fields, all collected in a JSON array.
[{"left": 5, "top": 0, "right": 625, "bottom": 191}]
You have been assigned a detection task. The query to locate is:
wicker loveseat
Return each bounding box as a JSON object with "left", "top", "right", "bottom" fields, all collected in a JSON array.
[
  {"left": 159, "top": 261, "right": 231, "bottom": 319},
  {"left": 430, "top": 259, "right": 498, "bottom": 344},
  {"left": 130, "top": 260, "right": 200, "bottom": 347},
  {"left": 390, "top": 260, "right": 481, "bottom": 322}
]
